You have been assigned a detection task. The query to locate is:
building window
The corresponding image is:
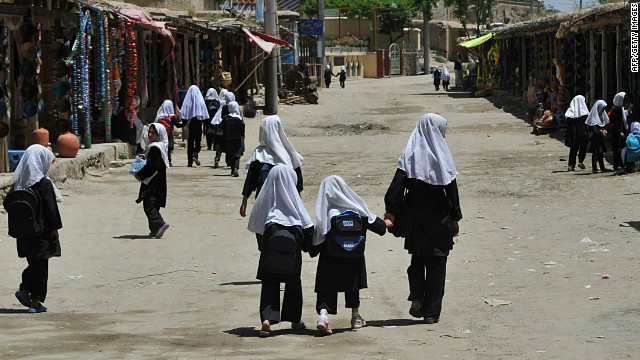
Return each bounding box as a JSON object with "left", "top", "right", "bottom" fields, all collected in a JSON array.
[{"left": 333, "top": 56, "right": 344, "bottom": 66}]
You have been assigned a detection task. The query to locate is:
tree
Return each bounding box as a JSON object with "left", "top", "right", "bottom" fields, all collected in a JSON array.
[
  {"left": 470, "top": 0, "right": 495, "bottom": 36},
  {"left": 412, "top": 0, "right": 439, "bottom": 75},
  {"left": 444, "top": 0, "right": 470, "bottom": 32}
]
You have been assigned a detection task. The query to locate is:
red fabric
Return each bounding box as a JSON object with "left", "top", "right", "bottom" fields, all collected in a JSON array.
[
  {"left": 243, "top": 29, "right": 292, "bottom": 53},
  {"left": 250, "top": 30, "right": 293, "bottom": 48},
  {"left": 116, "top": 9, "right": 175, "bottom": 61}
]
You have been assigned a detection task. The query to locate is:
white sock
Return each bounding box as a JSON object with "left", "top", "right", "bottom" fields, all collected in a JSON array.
[
  {"left": 352, "top": 311, "right": 360, "bottom": 318},
  {"left": 319, "top": 309, "right": 328, "bottom": 319}
]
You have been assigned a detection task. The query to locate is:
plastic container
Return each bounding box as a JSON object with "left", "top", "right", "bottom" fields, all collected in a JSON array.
[{"left": 8, "top": 150, "right": 26, "bottom": 172}]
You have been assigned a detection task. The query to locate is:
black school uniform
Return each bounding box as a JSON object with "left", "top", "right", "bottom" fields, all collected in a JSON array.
[
  {"left": 564, "top": 115, "right": 588, "bottom": 168},
  {"left": 384, "top": 169, "right": 462, "bottom": 320},
  {"left": 13, "top": 178, "right": 62, "bottom": 303},
  {"left": 609, "top": 107, "right": 627, "bottom": 169},
  {"left": 220, "top": 114, "right": 245, "bottom": 170},
  {"left": 314, "top": 216, "right": 386, "bottom": 314},
  {"left": 136, "top": 147, "right": 167, "bottom": 234},
  {"left": 204, "top": 99, "right": 220, "bottom": 151},
  {"left": 257, "top": 223, "right": 314, "bottom": 324}
]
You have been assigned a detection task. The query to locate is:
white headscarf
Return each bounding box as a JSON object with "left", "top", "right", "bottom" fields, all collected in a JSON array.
[
  {"left": 398, "top": 113, "right": 457, "bottom": 186},
  {"left": 205, "top": 88, "right": 219, "bottom": 101},
  {"left": 227, "top": 101, "right": 242, "bottom": 119},
  {"left": 224, "top": 92, "right": 235, "bottom": 103},
  {"left": 613, "top": 92, "right": 628, "bottom": 129},
  {"left": 155, "top": 100, "right": 175, "bottom": 123},
  {"left": 631, "top": 122, "right": 640, "bottom": 134},
  {"left": 247, "top": 164, "right": 314, "bottom": 235},
  {"left": 13, "top": 144, "right": 63, "bottom": 203},
  {"left": 441, "top": 67, "right": 450, "bottom": 82},
  {"left": 211, "top": 89, "right": 229, "bottom": 125},
  {"left": 145, "top": 123, "right": 170, "bottom": 169},
  {"left": 341, "top": 65, "right": 345, "bottom": 72},
  {"left": 245, "top": 115, "right": 303, "bottom": 172},
  {"left": 326, "top": 64, "right": 331, "bottom": 70},
  {"left": 313, "top": 175, "right": 377, "bottom": 246},
  {"left": 179, "top": 85, "right": 209, "bottom": 121},
  {"left": 433, "top": 67, "right": 441, "bottom": 78},
  {"left": 585, "top": 100, "right": 609, "bottom": 127},
  {"left": 565, "top": 95, "right": 589, "bottom": 118}
]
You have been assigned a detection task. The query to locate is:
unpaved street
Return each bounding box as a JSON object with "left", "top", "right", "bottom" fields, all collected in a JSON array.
[{"left": 1, "top": 75, "right": 639, "bottom": 359}]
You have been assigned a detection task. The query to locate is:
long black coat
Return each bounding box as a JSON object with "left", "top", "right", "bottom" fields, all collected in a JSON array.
[
  {"left": 136, "top": 147, "right": 167, "bottom": 207},
  {"left": 256, "top": 224, "right": 314, "bottom": 283},
  {"left": 385, "top": 169, "right": 462, "bottom": 255},
  {"left": 14, "top": 178, "right": 63, "bottom": 259},
  {"left": 314, "top": 217, "right": 386, "bottom": 293},
  {"left": 564, "top": 115, "right": 588, "bottom": 148}
]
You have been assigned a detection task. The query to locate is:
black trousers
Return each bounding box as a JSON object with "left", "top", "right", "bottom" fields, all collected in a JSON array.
[
  {"left": 143, "top": 195, "right": 165, "bottom": 234},
  {"left": 612, "top": 135, "right": 623, "bottom": 169},
  {"left": 407, "top": 254, "right": 447, "bottom": 319},
  {"left": 187, "top": 120, "right": 203, "bottom": 165},
  {"left": 316, "top": 291, "right": 360, "bottom": 315},
  {"left": 568, "top": 142, "right": 587, "bottom": 167},
  {"left": 206, "top": 133, "right": 215, "bottom": 150},
  {"left": 21, "top": 258, "right": 49, "bottom": 303},
  {"left": 260, "top": 278, "right": 303, "bottom": 324}
]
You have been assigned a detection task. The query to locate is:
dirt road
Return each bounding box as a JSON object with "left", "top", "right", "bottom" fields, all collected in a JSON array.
[{"left": 1, "top": 75, "right": 638, "bottom": 359}]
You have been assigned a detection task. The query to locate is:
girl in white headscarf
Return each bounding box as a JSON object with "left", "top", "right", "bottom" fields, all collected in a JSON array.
[
  {"left": 564, "top": 95, "right": 590, "bottom": 171},
  {"left": 221, "top": 101, "right": 245, "bottom": 177},
  {"left": 154, "top": 100, "right": 181, "bottom": 166},
  {"left": 324, "top": 64, "right": 336, "bottom": 88},
  {"left": 610, "top": 92, "right": 631, "bottom": 172},
  {"left": 247, "top": 164, "right": 314, "bottom": 337},
  {"left": 433, "top": 66, "right": 442, "bottom": 91},
  {"left": 135, "top": 124, "right": 170, "bottom": 238},
  {"left": 240, "top": 115, "right": 304, "bottom": 217},
  {"left": 311, "top": 175, "right": 386, "bottom": 335},
  {"left": 204, "top": 88, "right": 221, "bottom": 152},
  {"left": 585, "top": 100, "right": 611, "bottom": 174},
  {"left": 337, "top": 65, "right": 347, "bottom": 88},
  {"left": 384, "top": 113, "right": 462, "bottom": 324},
  {"left": 441, "top": 67, "right": 450, "bottom": 91},
  {"left": 180, "top": 85, "right": 209, "bottom": 167},
  {"left": 5, "top": 144, "right": 63, "bottom": 313}
]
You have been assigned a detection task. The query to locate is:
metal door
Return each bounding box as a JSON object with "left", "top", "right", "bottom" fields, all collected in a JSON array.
[{"left": 390, "top": 43, "right": 401, "bottom": 75}]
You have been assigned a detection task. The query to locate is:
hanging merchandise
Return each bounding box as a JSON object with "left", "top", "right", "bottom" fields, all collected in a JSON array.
[
  {"left": 103, "top": 13, "right": 111, "bottom": 142},
  {"left": 94, "top": 11, "right": 105, "bottom": 110},
  {"left": 124, "top": 22, "right": 137, "bottom": 128},
  {"left": 84, "top": 11, "right": 92, "bottom": 147}
]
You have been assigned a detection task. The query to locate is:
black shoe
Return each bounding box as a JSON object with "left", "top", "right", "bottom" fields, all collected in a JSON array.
[
  {"left": 214, "top": 161, "right": 219, "bottom": 169},
  {"left": 187, "top": 164, "right": 193, "bottom": 167},
  {"left": 233, "top": 168, "right": 239, "bottom": 177},
  {"left": 568, "top": 167, "right": 575, "bottom": 172},
  {"left": 600, "top": 168, "right": 613, "bottom": 173},
  {"left": 578, "top": 163, "right": 586, "bottom": 169},
  {"left": 193, "top": 157, "right": 201, "bottom": 166},
  {"left": 409, "top": 301, "right": 422, "bottom": 318},
  {"left": 423, "top": 317, "right": 439, "bottom": 324}
]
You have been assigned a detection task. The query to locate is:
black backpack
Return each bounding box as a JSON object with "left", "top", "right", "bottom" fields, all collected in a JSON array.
[
  {"left": 225, "top": 116, "right": 244, "bottom": 140},
  {"left": 3, "top": 185, "right": 44, "bottom": 239},
  {"left": 325, "top": 211, "right": 366, "bottom": 258},
  {"left": 259, "top": 224, "right": 302, "bottom": 274}
]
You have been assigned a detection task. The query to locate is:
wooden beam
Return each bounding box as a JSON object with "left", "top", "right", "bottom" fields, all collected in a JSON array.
[
  {"left": 195, "top": 36, "right": 201, "bottom": 88},
  {"left": 616, "top": 24, "right": 623, "bottom": 93},
  {"left": 521, "top": 37, "right": 526, "bottom": 92},
  {"left": 589, "top": 30, "right": 596, "bottom": 106},
  {"left": 184, "top": 36, "right": 190, "bottom": 87},
  {"left": 602, "top": 30, "right": 607, "bottom": 102}
]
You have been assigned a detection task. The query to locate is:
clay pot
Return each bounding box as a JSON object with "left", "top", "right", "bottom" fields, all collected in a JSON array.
[
  {"left": 32, "top": 127, "right": 49, "bottom": 146},
  {"left": 57, "top": 131, "right": 79, "bottom": 158}
]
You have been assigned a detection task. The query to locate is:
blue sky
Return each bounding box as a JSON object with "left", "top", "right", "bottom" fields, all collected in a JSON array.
[{"left": 543, "top": 0, "right": 606, "bottom": 13}]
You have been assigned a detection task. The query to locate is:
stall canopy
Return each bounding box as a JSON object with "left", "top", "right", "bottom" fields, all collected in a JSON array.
[
  {"left": 116, "top": 8, "right": 175, "bottom": 61},
  {"left": 459, "top": 33, "right": 494, "bottom": 48},
  {"left": 243, "top": 28, "right": 293, "bottom": 54}
]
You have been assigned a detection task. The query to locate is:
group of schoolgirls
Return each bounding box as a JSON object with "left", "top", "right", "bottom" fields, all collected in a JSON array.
[
  {"left": 242, "top": 113, "right": 462, "bottom": 337},
  {"left": 564, "top": 92, "right": 636, "bottom": 174},
  {"left": 132, "top": 86, "right": 246, "bottom": 239}
]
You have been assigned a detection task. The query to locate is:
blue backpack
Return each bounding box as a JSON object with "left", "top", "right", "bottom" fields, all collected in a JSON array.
[
  {"left": 627, "top": 134, "right": 640, "bottom": 163},
  {"left": 325, "top": 211, "right": 366, "bottom": 258}
]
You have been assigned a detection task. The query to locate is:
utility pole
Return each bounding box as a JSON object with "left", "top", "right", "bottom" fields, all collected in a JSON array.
[
  {"left": 530, "top": 0, "right": 533, "bottom": 16},
  {"left": 579, "top": 0, "right": 583, "bottom": 10},
  {"left": 264, "top": 0, "right": 277, "bottom": 115},
  {"left": 423, "top": 6, "right": 430, "bottom": 75},
  {"left": 318, "top": 0, "right": 325, "bottom": 85},
  {"left": 538, "top": 1, "right": 541, "bottom": 15}
]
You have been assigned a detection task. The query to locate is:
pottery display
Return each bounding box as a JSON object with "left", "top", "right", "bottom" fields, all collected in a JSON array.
[
  {"left": 57, "top": 131, "right": 79, "bottom": 158},
  {"left": 32, "top": 127, "right": 49, "bottom": 146}
]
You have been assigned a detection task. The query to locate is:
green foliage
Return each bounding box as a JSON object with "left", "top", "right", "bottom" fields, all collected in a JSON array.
[
  {"left": 434, "top": 54, "right": 447, "bottom": 63},
  {"left": 545, "top": 5, "right": 561, "bottom": 14},
  {"left": 443, "top": 0, "right": 469, "bottom": 29},
  {"left": 301, "top": 0, "right": 417, "bottom": 19}
]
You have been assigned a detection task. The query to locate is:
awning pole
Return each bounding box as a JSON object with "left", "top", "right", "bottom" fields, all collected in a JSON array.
[{"left": 264, "top": 0, "right": 278, "bottom": 115}]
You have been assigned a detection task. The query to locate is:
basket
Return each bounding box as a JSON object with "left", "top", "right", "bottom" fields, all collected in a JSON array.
[{"left": 221, "top": 71, "right": 232, "bottom": 87}]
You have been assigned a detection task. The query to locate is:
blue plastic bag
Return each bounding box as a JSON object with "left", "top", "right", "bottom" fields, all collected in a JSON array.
[{"left": 128, "top": 157, "right": 146, "bottom": 175}]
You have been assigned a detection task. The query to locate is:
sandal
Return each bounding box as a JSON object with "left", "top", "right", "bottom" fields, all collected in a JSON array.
[
  {"left": 259, "top": 320, "right": 271, "bottom": 338},
  {"left": 15, "top": 291, "right": 31, "bottom": 308}
]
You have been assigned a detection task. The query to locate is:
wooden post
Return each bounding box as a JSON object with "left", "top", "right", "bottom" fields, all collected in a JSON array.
[
  {"left": 589, "top": 31, "right": 596, "bottom": 105},
  {"left": 195, "top": 35, "right": 201, "bottom": 88},
  {"left": 616, "top": 24, "right": 623, "bottom": 93},
  {"left": 521, "top": 37, "right": 526, "bottom": 93},
  {"left": 151, "top": 32, "right": 159, "bottom": 106},
  {"left": 601, "top": 30, "right": 607, "bottom": 103},
  {"left": 184, "top": 36, "right": 190, "bottom": 87}
]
